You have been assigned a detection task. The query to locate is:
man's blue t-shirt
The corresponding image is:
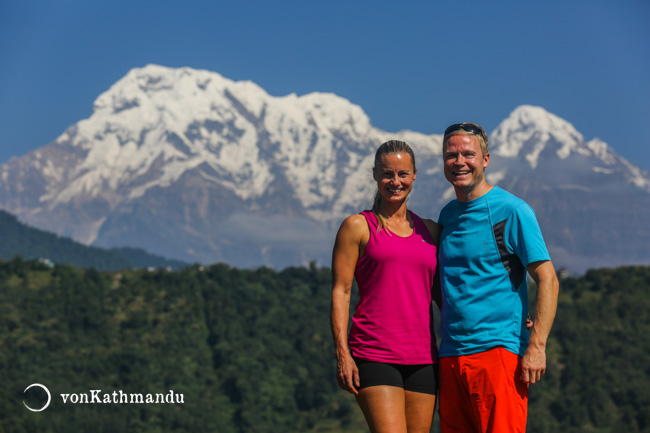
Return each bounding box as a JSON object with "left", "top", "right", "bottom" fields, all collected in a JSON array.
[{"left": 438, "top": 187, "right": 550, "bottom": 357}]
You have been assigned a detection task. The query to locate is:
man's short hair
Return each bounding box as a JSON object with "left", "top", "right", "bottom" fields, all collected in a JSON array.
[{"left": 443, "top": 122, "right": 488, "bottom": 156}]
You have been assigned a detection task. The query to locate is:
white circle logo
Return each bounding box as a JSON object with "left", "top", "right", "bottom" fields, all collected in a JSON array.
[{"left": 23, "top": 383, "right": 51, "bottom": 412}]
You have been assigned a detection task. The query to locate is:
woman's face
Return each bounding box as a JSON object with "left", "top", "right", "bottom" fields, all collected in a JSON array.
[{"left": 373, "top": 152, "right": 416, "bottom": 204}]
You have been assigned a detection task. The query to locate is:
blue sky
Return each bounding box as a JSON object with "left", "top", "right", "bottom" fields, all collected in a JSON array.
[{"left": 1, "top": 0, "right": 649, "bottom": 169}]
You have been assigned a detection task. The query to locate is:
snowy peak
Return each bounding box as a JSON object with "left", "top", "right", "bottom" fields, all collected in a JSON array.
[
  {"left": 491, "top": 105, "right": 586, "bottom": 165},
  {"left": 90, "top": 64, "right": 270, "bottom": 133},
  {"left": 295, "top": 92, "right": 373, "bottom": 136},
  {"left": 489, "top": 105, "right": 649, "bottom": 190},
  {"left": 90, "top": 64, "right": 372, "bottom": 138},
  {"left": 48, "top": 64, "right": 387, "bottom": 209}
]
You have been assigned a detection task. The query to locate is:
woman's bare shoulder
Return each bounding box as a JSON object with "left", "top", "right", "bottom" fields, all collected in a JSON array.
[{"left": 337, "top": 213, "right": 369, "bottom": 239}]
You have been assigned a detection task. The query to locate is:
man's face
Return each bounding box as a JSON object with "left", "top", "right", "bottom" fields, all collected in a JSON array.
[{"left": 443, "top": 134, "right": 490, "bottom": 195}]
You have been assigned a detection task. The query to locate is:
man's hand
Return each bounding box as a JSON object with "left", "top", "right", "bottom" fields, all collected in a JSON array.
[{"left": 521, "top": 343, "right": 546, "bottom": 384}]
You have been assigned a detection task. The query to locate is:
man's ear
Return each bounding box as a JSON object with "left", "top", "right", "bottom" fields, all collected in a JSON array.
[{"left": 483, "top": 152, "right": 490, "bottom": 169}]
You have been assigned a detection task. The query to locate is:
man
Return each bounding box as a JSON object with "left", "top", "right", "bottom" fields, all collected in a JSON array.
[{"left": 436, "top": 122, "right": 559, "bottom": 433}]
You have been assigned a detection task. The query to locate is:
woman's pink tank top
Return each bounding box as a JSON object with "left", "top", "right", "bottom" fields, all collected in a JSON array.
[{"left": 349, "top": 210, "right": 438, "bottom": 364}]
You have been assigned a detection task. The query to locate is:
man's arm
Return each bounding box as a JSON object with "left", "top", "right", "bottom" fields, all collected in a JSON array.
[{"left": 520, "top": 260, "right": 559, "bottom": 384}]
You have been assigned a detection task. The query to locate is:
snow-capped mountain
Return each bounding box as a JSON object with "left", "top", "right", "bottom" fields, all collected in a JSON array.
[
  {"left": 0, "top": 65, "right": 648, "bottom": 272},
  {"left": 490, "top": 105, "right": 649, "bottom": 189},
  {"left": 485, "top": 106, "right": 650, "bottom": 271}
]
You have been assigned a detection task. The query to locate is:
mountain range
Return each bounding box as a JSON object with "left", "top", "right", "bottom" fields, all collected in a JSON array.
[{"left": 0, "top": 64, "right": 648, "bottom": 272}]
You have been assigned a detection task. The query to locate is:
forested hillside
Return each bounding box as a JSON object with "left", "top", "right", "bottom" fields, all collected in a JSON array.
[
  {"left": 527, "top": 266, "right": 650, "bottom": 433},
  {"left": 0, "top": 210, "right": 186, "bottom": 270},
  {"left": 0, "top": 258, "right": 648, "bottom": 432}
]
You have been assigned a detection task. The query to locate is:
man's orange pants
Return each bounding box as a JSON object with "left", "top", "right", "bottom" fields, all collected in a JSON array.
[{"left": 439, "top": 347, "right": 528, "bottom": 433}]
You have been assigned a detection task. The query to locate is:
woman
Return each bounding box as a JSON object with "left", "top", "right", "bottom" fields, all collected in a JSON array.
[{"left": 330, "top": 140, "right": 440, "bottom": 433}]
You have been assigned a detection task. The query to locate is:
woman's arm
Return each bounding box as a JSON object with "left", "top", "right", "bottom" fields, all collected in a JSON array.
[{"left": 330, "top": 214, "right": 368, "bottom": 395}]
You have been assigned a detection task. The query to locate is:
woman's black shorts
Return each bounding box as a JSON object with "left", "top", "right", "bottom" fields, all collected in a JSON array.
[{"left": 354, "top": 356, "right": 438, "bottom": 395}]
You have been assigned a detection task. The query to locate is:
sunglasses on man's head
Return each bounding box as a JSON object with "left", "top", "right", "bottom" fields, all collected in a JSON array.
[{"left": 444, "top": 123, "right": 485, "bottom": 137}]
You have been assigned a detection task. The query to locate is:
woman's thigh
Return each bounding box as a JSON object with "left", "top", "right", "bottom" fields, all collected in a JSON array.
[
  {"left": 354, "top": 359, "right": 437, "bottom": 433},
  {"left": 405, "top": 390, "right": 436, "bottom": 433},
  {"left": 356, "top": 385, "right": 407, "bottom": 433},
  {"left": 355, "top": 387, "right": 436, "bottom": 433}
]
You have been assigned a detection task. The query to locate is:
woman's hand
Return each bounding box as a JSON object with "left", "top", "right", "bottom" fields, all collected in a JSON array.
[{"left": 336, "top": 352, "right": 360, "bottom": 395}]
